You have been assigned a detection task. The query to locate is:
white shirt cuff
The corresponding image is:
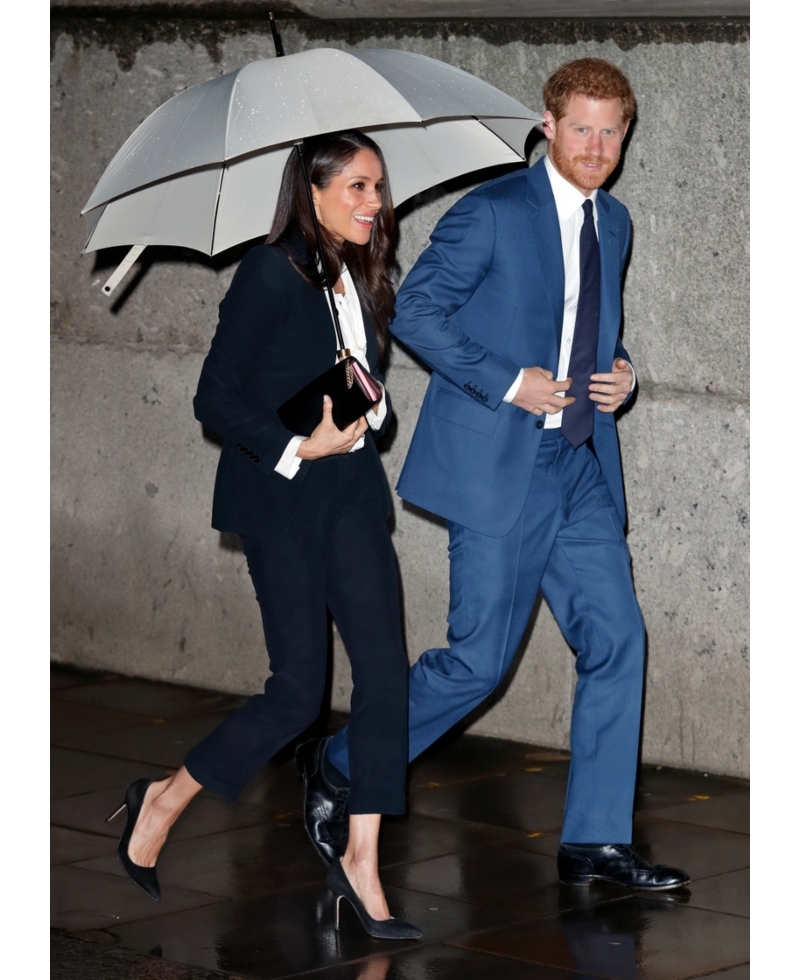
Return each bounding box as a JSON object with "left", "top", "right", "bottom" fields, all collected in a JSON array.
[
  {"left": 626, "top": 361, "right": 637, "bottom": 396},
  {"left": 503, "top": 369, "right": 525, "bottom": 403},
  {"left": 274, "top": 435, "right": 307, "bottom": 480}
]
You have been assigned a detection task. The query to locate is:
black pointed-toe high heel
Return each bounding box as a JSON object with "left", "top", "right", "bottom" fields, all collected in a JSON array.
[
  {"left": 326, "top": 859, "right": 422, "bottom": 940},
  {"left": 106, "top": 778, "right": 161, "bottom": 901}
]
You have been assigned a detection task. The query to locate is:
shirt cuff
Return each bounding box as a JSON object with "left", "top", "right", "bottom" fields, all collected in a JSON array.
[
  {"left": 348, "top": 435, "right": 366, "bottom": 454},
  {"left": 503, "top": 369, "right": 525, "bottom": 403},
  {"left": 366, "top": 384, "right": 388, "bottom": 429},
  {"left": 274, "top": 435, "right": 307, "bottom": 480},
  {"left": 626, "top": 361, "right": 637, "bottom": 395}
]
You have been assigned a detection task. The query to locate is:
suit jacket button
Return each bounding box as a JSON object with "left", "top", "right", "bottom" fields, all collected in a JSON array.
[{"left": 536, "top": 420, "right": 544, "bottom": 429}]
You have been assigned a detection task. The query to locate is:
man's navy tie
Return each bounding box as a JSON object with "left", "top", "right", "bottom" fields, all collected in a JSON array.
[{"left": 561, "top": 198, "right": 600, "bottom": 450}]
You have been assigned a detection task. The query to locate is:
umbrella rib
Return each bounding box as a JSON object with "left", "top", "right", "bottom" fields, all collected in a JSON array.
[
  {"left": 209, "top": 166, "right": 227, "bottom": 255},
  {"left": 213, "top": 58, "right": 254, "bottom": 250},
  {"left": 223, "top": 66, "right": 240, "bottom": 162}
]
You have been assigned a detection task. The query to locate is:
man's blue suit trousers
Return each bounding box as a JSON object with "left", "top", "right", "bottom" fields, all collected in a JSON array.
[{"left": 327, "top": 430, "right": 645, "bottom": 843}]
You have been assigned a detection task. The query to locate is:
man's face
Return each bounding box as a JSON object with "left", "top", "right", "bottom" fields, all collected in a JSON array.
[{"left": 543, "top": 94, "right": 630, "bottom": 195}]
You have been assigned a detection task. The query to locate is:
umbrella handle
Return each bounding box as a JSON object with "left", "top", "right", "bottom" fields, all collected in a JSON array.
[
  {"left": 294, "top": 142, "right": 347, "bottom": 354},
  {"left": 101, "top": 244, "right": 146, "bottom": 296}
]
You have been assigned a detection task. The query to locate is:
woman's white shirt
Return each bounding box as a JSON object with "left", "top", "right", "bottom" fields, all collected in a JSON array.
[{"left": 274, "top": 266, "right": 388, "bottom": 479}]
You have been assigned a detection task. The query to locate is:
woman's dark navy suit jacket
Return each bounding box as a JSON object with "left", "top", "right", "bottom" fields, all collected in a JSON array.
[{"left": 194, "top": 244, "right": 392, "bottom": 537}]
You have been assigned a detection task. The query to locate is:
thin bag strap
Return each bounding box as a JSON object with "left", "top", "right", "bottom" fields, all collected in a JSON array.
[{"left": 294, "top": 142, "right": 348, "bottom": 359}]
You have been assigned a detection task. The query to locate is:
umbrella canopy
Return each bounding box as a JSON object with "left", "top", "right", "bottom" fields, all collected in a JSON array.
[{"left": 82, "top": 48, "right": 543, "bottom": 292}]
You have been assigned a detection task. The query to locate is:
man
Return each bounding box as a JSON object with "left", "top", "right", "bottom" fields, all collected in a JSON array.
[{"left": 297, "top": 58, "right": 689, "bottom": 890}]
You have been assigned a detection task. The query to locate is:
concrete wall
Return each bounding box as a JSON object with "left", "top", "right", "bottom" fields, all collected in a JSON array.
[{"left": 51, "top": 6, "right": 749, "bottom": 777}]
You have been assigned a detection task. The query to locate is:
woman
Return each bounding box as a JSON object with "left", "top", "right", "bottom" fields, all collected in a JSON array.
[{"left": 107, "top": 131, "right": 420, "bottom": 941}]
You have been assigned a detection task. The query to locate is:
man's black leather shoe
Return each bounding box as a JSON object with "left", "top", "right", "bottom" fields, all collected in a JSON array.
[
  {"left": 295, "top": 736, "right": 349, "bottom": 867},
  {"left": 558, "top": 843, "right": 691, "bottom": 890}
]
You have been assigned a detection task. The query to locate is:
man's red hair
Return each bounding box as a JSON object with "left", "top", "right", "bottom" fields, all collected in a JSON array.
[{"left": 543, "top": 58, "right": 636, "bottom": 122}]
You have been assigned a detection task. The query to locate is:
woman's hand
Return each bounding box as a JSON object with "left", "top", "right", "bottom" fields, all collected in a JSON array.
[{"left": 295, "top": 396, "right": 368, "bottom": 460}]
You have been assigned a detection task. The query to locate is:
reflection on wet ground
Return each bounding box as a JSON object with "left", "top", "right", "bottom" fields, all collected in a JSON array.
[{"left": 51, "top": 665, "right": 749, "bottom": 979}]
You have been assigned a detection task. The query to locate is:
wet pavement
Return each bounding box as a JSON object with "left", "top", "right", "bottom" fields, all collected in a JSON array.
[{"left": 51, "top": 664, "right": 749, "bottom": 979}]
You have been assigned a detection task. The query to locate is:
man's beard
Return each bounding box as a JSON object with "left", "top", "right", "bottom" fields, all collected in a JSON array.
[{"left": 551, "top": 137, "right": 618, "bottom": 192}]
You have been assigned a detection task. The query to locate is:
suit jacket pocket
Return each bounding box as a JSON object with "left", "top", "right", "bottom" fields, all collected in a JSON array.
[{"left": 430, "top": 386, "right": 500, "bottom": 437}]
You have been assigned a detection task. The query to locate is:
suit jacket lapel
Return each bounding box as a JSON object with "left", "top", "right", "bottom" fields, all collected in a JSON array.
[
  {"left": 526, "top": 160, "right": 565, "bottom": 351},
  {"left": 596, "top": 192, "right": 621, "bottom": 369}
]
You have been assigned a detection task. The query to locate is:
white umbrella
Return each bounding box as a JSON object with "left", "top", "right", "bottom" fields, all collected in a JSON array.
[{"left": 82, "top": 48, "right": 543, "bottom": 294}]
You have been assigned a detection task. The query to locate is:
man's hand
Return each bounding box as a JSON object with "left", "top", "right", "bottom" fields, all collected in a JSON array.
[
  {"left": 296, "top": 396, "right": 367, "bottom": 459},
  {"left": 589, "top": 358, "right": 634, "bottom": 413},
  {"left": 512, "top": 366, "right": 575, "bottom": 416}
]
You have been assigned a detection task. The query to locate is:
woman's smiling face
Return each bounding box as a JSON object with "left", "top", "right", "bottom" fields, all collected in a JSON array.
[{"left": 311, "top": 148, "right": 384, "bottom": 245}]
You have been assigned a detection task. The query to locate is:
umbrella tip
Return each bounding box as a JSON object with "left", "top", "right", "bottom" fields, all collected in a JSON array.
[{"left": 269, "top": 12, "right": 285, "bottom": 58}]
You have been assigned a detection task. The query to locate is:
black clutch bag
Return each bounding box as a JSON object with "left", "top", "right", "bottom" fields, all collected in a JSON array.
[{"left": 278, "top": 353, "right": 382, "bottom": 437}]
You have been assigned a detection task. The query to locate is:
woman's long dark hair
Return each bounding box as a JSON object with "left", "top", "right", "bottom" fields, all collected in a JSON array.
[{"left": 266, "top": 131, "right": 396, "bottom": 359}]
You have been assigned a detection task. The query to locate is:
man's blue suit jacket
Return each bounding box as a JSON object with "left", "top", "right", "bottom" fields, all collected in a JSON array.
[{"left": 392, "top": 155, "right": 633, "bottom": 538}]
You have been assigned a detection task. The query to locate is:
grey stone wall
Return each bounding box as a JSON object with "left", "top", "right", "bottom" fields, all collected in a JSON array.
[{"left": 51, "top": 7, "right": 749, "bottom": 777}]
